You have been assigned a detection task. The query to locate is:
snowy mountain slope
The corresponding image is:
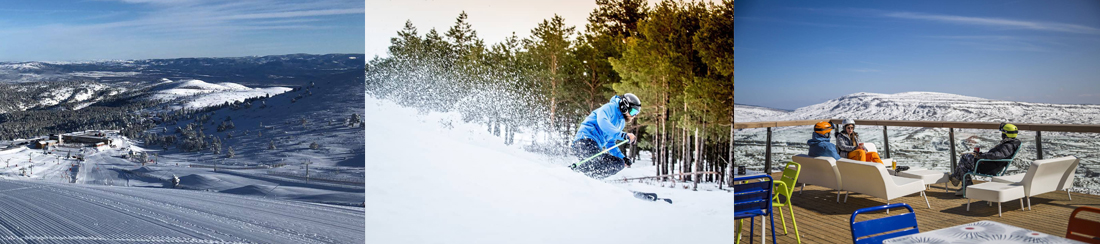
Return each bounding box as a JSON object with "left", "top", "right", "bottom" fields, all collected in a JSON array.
[
  {"left": 147, "top": 79, "right": 292, "bottom": 109},
  {"left": 104, "top": 70, "right": 368, "bottom": 205},
  {"left": 366, "top": 95, "right": 735, "bottom": 243},
  {"left": 745, "top": 92, "right": 1100, "bottom": 124},
  {"left": 0, "top": 178, "right": 363, "bottom": 243},
  {"left": 0, "top": 82, "right": 125, "bottom": 113},
  {"left": 734, "top": 103, "right": 790, "bottom": 122}
]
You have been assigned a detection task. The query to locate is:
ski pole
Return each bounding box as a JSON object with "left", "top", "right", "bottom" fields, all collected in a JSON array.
[{"left": 571, "top": 140, "right": 631, "bottom": 168}]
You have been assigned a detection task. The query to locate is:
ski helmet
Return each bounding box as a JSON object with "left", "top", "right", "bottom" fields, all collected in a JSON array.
[
  {"left": 814, "top": 121, "right": 833, "bottom": 136},
  {"left": 619, "top": 93, "right": 642, "bottom": 116},
  {"left": 842, "top": 119, "right": 856, "bottom": 126},
  {"left": 999, "top": 123, "right": 1018, "bottom": 138}
]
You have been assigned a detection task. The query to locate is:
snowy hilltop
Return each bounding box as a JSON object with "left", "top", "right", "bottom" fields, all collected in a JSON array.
[
  {"left": 738, "top": 91, "right": 1100, "bottom": 124},
  {"left": 366, "top": 95, "right": 736, "bottom": 243},
  {"left": 147, "top": 79, "right": 292, "bottom": 109},
  {"left": 734, "top": 103, "right": 790, "bottom": 122}
]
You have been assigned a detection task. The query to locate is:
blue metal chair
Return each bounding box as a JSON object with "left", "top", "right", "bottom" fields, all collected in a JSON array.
[
  {"left": 850, "top": 203, "right": 919, "bottom": 244},
  {"left": 961, "top": 148, "right": 1019, "bottom": 195},
  {"left": 735, "top": 174, "right": 778, "bottom": 244}
]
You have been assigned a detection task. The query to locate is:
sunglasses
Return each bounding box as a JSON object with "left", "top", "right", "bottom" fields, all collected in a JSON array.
[{"left": 628, "top": 107, "right": 640, "bottom": 116}]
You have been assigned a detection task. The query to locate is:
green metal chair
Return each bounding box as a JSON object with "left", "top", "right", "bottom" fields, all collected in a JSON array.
[
  {"left": 772, "top": 161, "right": 803, "bottom": 243},
  {"left": 961, "top": 147, "right": 1019, "bottom": 195}
]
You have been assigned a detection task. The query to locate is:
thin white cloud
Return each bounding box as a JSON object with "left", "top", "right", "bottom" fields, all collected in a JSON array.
[
  {"left": 0, "top": 0, "right": 363, "bottom": 61},
  {"left": 926, "top": 35, "right": 1047, "bottom": 52},
  {"left": 884, "top": 12, "right": 1100, "bottom": 34},
  {"left": 848, "top": 68, "right": 881, "bottom": 73},
  {"left": 222, "top": 8, "right": 363, "bottom": 20}
]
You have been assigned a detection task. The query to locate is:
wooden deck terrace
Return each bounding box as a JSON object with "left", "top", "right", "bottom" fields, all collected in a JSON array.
[{"left": 737, "top": 172, "right": 1100, "bottom": 243}]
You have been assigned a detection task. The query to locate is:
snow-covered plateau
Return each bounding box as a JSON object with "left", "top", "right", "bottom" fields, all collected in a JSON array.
[
  {"left": 366, "top": 95, "right": 736, "bottom": 243},
  {"left": 147, "top": 79, "right": 292, "bottom": 109},
  {"left": 735, "top": 91, "right": 1100, "bottom": 194}
]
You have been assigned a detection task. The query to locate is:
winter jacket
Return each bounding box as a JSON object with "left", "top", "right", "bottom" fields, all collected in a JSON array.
[
  {"left": 978, "top": 138, "right": 1021, "bottom": 160},
  {"left": 808, "top": 132, "right": 842, "bottom": 160},
  {"left": 573, "top": 96, "right": 629, "bottom": 158},
  {"left": 835, "top": 130, "right": 860, "bottom": 156}
]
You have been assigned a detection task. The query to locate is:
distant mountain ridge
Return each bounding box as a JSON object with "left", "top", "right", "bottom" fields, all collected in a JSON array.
[
  {"left": 0, "top": 53, "right": 365, "bottom": 86},
  {"left": 737, "top": 92, "right": 1100, "bottom": 124}
]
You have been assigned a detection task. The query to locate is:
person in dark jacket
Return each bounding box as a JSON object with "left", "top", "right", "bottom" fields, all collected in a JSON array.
[
  {"left": 835, "top": 119, "right": 883, "bottom": 164},
  {"left": 808, "top": 121, "right": 842, "bottom": 160},
  {"left": 570, "top": 94, "right": 641, "bottom": 179},
  {"left": 949, "top": 123, "right": 1022, "bottom": 195}
]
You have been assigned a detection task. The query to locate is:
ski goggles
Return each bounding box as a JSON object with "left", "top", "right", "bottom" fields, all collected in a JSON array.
[{"left": 628, "top": 107, "right": 640, "bottom": 116}]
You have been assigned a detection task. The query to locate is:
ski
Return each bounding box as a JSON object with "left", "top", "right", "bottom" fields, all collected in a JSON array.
[{"left": 632, "top": 191, "right": 673, "bottom": 204}]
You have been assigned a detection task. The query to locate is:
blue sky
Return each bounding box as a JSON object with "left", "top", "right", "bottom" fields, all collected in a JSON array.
[
  {"left": 0, "top": 0, "right": 364, "bottom": 62},
  {"left": 735, "top": 0, "right": 1100, "bottom": 110}
]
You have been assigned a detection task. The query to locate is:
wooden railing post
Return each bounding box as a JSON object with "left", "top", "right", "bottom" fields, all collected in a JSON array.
[
  {"left": 949, "top": 128, "right": 957, "bottom": 174},
  {"left": 1036, "top": 130, "right": 1044, "bottom": 160},
  {"left": 765, "top": 127, "right": 772, "bottom": 174},
  {"left": 883, "top": 126, "right": 891, "bottom": 159}
]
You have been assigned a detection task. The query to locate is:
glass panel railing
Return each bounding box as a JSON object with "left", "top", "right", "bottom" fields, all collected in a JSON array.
[{"left": 734, "top": 126, "right": 1100, "bottom": 195}]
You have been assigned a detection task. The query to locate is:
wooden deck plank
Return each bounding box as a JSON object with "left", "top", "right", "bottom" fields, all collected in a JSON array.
[{"left": 737, "top": 175, "right": 1098, "bottom": 243}]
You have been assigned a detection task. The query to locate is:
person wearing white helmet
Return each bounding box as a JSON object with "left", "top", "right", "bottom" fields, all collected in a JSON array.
[{"left": 835, "top": 119, "right": 884, "bottom": 164}]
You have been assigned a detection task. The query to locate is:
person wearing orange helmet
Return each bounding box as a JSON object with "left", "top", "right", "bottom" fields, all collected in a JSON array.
[{"left": 807, "top": 121, "right": 841, "bottom": 160}]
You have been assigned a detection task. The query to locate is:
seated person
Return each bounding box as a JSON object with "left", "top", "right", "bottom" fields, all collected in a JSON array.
[
  {"left": 835, "top": 119, "right": 884, "bottom": 164},
  {"left": 807, "top": 121, "right": 841, "bottom": 160},
  {"left": 949, "top": 123, "right": 1021, "bottom": 195}
]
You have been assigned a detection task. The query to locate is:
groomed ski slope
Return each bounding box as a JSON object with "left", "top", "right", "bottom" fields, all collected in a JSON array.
[
  {"left": 0, "top": 178, "right": 364, "bottom": 243},
  {"left": 366, "top": 96, "right": 735, "bottom": 243}
]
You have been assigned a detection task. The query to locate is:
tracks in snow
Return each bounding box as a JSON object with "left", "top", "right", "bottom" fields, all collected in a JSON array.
[{"left": 0, "top": 179, "right": 363, "bottom": 243}]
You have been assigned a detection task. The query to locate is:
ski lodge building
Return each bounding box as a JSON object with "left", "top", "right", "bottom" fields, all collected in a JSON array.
[{"left": 31, "top": 132, "right": 113, "bottom": 149}]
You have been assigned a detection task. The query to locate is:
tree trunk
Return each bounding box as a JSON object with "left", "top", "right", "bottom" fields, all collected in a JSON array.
[
  {"left": 548, "top": 54, "right": 558, "bottom": 141},
  {"left": 681, "top": 125, "right": 687, "bottom": 182},
  {"left": 587, "top": 62, "right": 599, "bottom": 112},
  {"left": 701, "top": 111, "right": 707, "bottom": 182},
  {"left": 663, "top": 77, "right": 670, "bottom": 180},
  {"left": 729, "top": 109, "right": 734, "bottom": 187},
  {"left": 694, "top": 128, "right": 700, "bottom": 186}
]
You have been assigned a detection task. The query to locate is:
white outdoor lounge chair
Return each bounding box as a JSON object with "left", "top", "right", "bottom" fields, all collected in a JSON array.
[
  {"left": 792, "top": 154, "right": 843, "bottom": 202},
  {"left": 836, "top": 158, "right": 930, "bottom": 213},
  {"left": 988, "top": 156, "right": 1079, "bottom": 210}
]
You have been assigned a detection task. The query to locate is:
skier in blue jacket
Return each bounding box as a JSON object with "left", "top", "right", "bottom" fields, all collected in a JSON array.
[
  {"left": 570, "top": 93, "right": 641, "bottom": 179},
  {"left": 808, "top": 121, "right": 842, "bottom": 160}
]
